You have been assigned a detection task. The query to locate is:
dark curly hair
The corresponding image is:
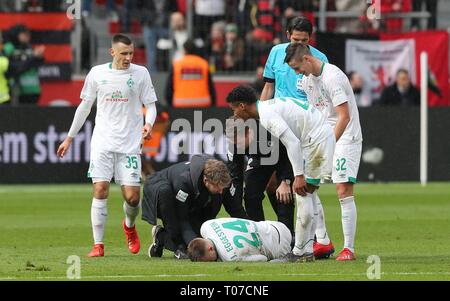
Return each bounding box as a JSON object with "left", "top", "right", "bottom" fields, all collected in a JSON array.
[{"left": 226, "top": 85, "right": 258, "bottom": 105}]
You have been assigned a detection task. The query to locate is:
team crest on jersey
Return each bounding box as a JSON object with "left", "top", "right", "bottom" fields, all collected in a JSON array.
[
  {"left": 227, "top": 150, "right": 234, "bottom": 162},
  {"left": 246, "top": 158, "right": 254, "bottom": 171},
  {"left": 229, "top": 183, "right": 236, "bottom": 197},
  {"left": 127, "top": 76, "right": 135, "bottom": 88}
]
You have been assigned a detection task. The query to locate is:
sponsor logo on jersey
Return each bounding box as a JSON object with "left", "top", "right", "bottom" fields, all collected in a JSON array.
[
  {"left": 314, "top": 96, "right": 327, "bottom": 108},
  {"left": 176, "top": 190, "right": 189, "bottom": 202},
  {"left": 106, "top": 90, "right": 128, "bottom": 102}
]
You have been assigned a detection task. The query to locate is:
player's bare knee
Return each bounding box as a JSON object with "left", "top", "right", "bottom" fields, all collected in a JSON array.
[
  {"left": 336, "top": 183, "right": 353, "bottom": 199},
  {"left": 124, "top": 194, "right": 140, "bottom": 207},
  {"left": 127, "top": 199, "right": 140, "bottom": 207},
  {"left": 94, "top": 185, "right": 109, "bottom": 199}
]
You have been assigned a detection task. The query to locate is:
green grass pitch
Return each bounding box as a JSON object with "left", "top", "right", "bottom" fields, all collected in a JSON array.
[{"left": 0, "top": 183, "right": 449, "bottom": 281}]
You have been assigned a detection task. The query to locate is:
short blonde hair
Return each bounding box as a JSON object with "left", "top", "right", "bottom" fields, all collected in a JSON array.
[
  {"left": 187, "top": 238, "right": 209, "bottom": 261},
  {"left": 204, "top": 159, "right": 231, "bottom": 188}
]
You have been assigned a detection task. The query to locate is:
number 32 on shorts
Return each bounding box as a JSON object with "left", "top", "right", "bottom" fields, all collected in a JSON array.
[
  {"left": 125, "top": 155, "right": 138, "bottom": 169},
  {"left": 335, "top": 158, "right": 347, "bottom": 171}
]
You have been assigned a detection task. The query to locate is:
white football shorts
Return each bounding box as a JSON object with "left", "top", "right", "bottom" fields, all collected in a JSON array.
[
  {"left": 304, "top": 134, "right": 335, "bottom": 186},
  {"left": 332, "top": 143, "right": 362, "bottom": 184},
  {"left": 88, "top": 151, "right": 141, "bottom": 186},
  {"left": 263, "top": 221, "right": 292, "bottom": 260}
]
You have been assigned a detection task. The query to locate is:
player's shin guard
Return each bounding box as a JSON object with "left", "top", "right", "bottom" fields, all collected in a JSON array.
[
  {"left": 340, "top": 196, "right": 357, "bottom": 253},
  {"left": 314, "top": 192, "right": 331, "bottom": 245},
  {"left": 91, "top": 198, "right": 108, "bottom": 244},
  {"left": 123, "top": 201, "right": 140, "bottom": 228},
  {"left": 293, "top": 193, "right": 314, "bottom": 256}
]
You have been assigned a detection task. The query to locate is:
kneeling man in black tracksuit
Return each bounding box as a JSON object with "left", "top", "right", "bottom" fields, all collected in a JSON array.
[{"left": 141, "top": 154, "right": 247, "bottom": 259}]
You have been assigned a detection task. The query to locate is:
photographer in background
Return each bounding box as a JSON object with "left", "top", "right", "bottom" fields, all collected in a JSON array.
[
  {"left": 0, "top": 31, "right": 11, "bottom": 105},
  {"left": 3, "top": 24, "right": 45, "bottom": 105}
]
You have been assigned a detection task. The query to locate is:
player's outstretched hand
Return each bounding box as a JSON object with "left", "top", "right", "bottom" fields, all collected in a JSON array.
[
  {"left": 293, "top": 175, "right": 307, "bottom": 197},
  {"left": 57, "top": 137, "right": 73, "bottom": 158},
  {"left": 276, "top": 180, "right": 293, "bottom": 204},
  {"left": 142, "top": 123, "right": 153, "bottom": 140}
]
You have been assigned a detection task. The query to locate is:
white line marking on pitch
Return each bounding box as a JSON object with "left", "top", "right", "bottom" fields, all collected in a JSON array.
[{"left": 2, "top": 272, "right": 450, "bottom": 280}]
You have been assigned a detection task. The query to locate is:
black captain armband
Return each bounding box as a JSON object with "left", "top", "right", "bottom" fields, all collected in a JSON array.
[{"left": 263, "top": 77, "right": 275, "bottom": 83}]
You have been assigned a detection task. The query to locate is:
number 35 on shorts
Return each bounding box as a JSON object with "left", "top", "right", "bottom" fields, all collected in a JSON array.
[{"left": 125, "top": 155, "right": 139, "bottom": 169}]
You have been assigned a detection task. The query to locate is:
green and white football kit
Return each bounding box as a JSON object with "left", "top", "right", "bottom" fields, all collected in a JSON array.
[
  {"left": 257, "top": 97, "right": 336, "bottom": 256},
  {"left": 75, "top": 63, "right": 158, "bottom": 186},
  {"left": 200, "top": 218, "right": 292, "bottom": 262},
  {"left": 302, "top": 62, "right": 362, "bottom": 256},
  {"left": 302, "top": 63, "right": 363, "bottom": 184}
]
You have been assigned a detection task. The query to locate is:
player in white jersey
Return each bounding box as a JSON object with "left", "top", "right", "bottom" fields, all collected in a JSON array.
[
  {"left": 226, "top": 85, "right": 335, "bottom": 262},
  {"left": 285, "top": 43, "right": 363, "bottom": 261},
  {"left": 57, "top": 34, "right": 158, "bottom": 257},
  {"left": 187, "top": 218, "right": 292, "bottom": 262}
]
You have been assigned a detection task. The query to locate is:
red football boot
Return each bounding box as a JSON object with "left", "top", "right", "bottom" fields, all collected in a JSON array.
[
  {"left": 336, "top": 248, "right": 356, "bottom": 261},
  {"left": 122, "top": 220, "right": 141, "bottom": 254},
  {"left": 87, "top": 244, "right": 104, "bottom": 257},
  {"left": 313, "top": 241, "right": 335, "bottom": 259}
]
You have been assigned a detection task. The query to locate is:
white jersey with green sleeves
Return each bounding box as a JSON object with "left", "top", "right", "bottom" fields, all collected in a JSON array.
[
  {"left": 301, "top": 63, "right": 362, "bottom": 145},
  {"left": 257, "top": 97, "right": 331, "bottom": 148},
  {"left": 201, "top": 218, "right": 294, "bottom": 262},
  {"left": 201, "top": 218, "right": 265, "bottom": 262}
]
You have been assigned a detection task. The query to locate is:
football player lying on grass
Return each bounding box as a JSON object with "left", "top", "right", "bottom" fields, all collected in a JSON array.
[{"left": 187, "top": 218, "right": 292, "bottom": 262}]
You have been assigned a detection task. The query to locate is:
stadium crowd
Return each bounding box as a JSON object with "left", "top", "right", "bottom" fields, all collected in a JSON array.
[
  {"left": 0, "top": 0, "right": 439, "bottom": 72},
  {"left": 0, "top": 0, "right": 442, "bottom": 107}
]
